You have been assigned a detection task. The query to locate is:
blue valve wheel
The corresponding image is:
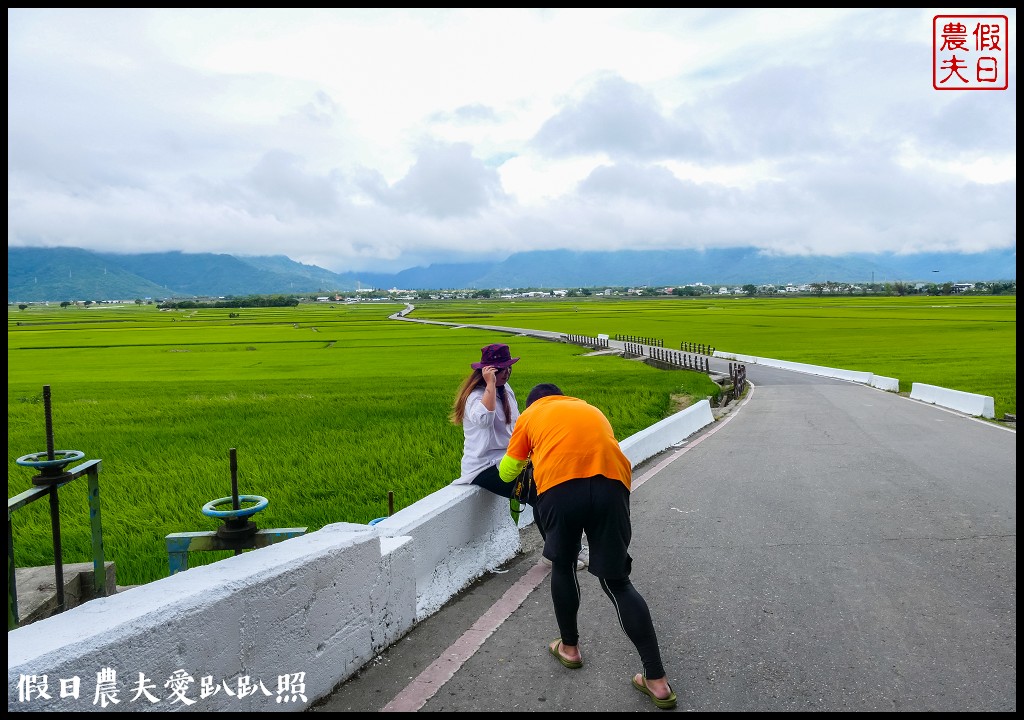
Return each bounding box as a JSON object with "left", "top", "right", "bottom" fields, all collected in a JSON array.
[
  {"left": 16, "top": 450, "right": 85, "bottom": 469},
  {"left": 202, "top": 495, "right": 269, "bottom": 519}
]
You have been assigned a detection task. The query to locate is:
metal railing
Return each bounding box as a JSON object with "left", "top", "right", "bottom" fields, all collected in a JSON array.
[
  {"left": 623, "top": 342, "right": 711, "bottom": 373},
  {"left": 616, "top": 334, "right": 663, "bottom": 347},
  {"left": 560, "top": 333, "right": 609, "bottom": 349},
  {"left": 8, "top": 458, "right": 105, "bottom": 630},
  {"left": 680, "top": 341, "right": 715, "bottom": 355},
  {"left": 729, "top": 362, "right": 748, "bottom": 402},
  {"left": 9, "top": 384, "right": 106, "bottom": 630}
]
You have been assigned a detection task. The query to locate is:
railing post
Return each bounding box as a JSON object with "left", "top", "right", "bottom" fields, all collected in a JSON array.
[
  {"left": 47, "top": 486, "right": 66, "bottom": 613},
  {"left": 8, "top": 515, "right": 17, "bottom": 630},
  {"left": 86, "top": 462, "right": 105, "bottom": 598}
]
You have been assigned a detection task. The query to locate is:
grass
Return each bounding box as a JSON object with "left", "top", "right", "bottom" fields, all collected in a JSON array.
[
  {"left": 8, "top": 303, "right": 719, "bottom": 585},
  {"left": 7, "top": 295, "right": 1015, "bottom": 586}
]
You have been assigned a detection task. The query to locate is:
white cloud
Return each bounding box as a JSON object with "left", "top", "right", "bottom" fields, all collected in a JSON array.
[{"left": 7, "top": 8, "right": 1016, "bottom": 273}]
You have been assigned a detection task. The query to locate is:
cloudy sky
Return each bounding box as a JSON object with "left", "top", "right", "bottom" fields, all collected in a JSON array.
[{"left": 7, "top": 8, "right": 1017, "bottom": 273}]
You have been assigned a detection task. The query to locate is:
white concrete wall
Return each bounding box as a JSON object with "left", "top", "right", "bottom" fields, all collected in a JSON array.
[
  {"left": 617, "top": 340, "right": 899, "bottom": 393},
  {"left": 8, "top": 523, "right": 412, "bottom": 713},
  {"left": 713, "top": 351, "right": 875, "bottom": 384},
  {"left": 8, "top": 402, "right": 714, "bottom": 713},
  {"left": 620, "top": 399, "right": 715, "bottom": 466},
  {"left": 713, "top": 350, "right": 992, "bottom": 416},
  {"left": 910, "top": 382, "right": 995, "bottom": 418},
  {"left": 370, "top": 484, "right": 529, "bottom": 619},
  {"left": 869, "top": 374, "right": 900, "bottom": 392}
]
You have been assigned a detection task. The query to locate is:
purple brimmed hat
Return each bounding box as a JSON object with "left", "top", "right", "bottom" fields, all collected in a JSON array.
[{"left": 471, "top": 343, "right": 520, "bottom": 370}]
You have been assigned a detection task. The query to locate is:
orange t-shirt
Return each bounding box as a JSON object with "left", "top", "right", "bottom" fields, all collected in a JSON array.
[{"left": 506, "top": 395, "right": 631, "bottom": 495}]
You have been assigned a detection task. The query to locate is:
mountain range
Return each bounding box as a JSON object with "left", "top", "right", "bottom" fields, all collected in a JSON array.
[{"left": 7, "top": 245, "right": 1017, "bottom": 303}]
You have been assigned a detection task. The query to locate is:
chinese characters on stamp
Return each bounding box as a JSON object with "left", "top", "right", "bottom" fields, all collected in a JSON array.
[{"left": 933, "top": 15, "right": 1009, "bottom": 90}]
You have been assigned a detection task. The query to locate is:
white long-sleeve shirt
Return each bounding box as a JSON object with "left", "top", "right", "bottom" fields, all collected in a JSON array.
[{"left": 452, "top": 384, "right": 519, "bottom": 485}]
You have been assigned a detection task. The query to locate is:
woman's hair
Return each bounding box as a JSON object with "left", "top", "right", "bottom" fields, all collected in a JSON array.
[{"left": 450, "top": 369, "right": 513, "bottom": 426}]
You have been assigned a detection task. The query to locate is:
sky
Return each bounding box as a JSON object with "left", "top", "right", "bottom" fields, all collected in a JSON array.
[{"left": 7, "top": 8, "right": 1017, "bottom": 274}]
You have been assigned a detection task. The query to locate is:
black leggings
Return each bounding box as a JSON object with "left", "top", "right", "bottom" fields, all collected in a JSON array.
[
  {"left": 471, "top": 465, "right": 537, "bottom": 504},
  {"left": 471, "top": 465, "right": 514, "bottom": 498},
  {"left": 550, "top": 561, "right": 666, "bottom": 680}
]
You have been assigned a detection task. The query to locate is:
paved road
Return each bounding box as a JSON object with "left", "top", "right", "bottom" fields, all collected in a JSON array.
[{"left": 312, "top": 332, "right": 1016, "bottom": 712}]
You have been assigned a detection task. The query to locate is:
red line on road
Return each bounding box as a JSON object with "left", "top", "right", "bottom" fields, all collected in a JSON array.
[{"left": 381, "top": 561, "right": 552, "bottom": 712}]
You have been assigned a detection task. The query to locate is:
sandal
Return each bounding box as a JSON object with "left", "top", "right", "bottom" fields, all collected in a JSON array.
[
  {"left": 632, "top": 673, "right": 677, "bottom": 709},
  {"left": 548, "top": 639, "right": 583, "bottom": 669}
]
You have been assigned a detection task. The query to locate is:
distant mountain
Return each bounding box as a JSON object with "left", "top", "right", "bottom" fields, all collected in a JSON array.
[
  {"left": 217, "top": 254, "right": 352, "bottom": 290},
  {"left": 7, "top": 245, "right": 1016, "bottom": 303},
  {"left": 7, "top": 247, "right": 172, "bottom": 303},
  {"left": 7, "top": 248, "right": 361, "bottom": 303},
  {"left": 94, "top": 251, "right": 349, "bottom": 297}
]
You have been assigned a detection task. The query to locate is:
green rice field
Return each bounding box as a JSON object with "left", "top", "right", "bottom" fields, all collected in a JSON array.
[
  {"left": 411, "top": 294, "right": 1016, "bottom": 420},
  {"left": 7, "top": 302, "right": 719, "bottom": 585},
  {"left": 6, "top": 295, "right": 1015, "bottom": 586}
]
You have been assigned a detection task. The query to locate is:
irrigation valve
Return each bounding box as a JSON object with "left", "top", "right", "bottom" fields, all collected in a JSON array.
[
  {"left": 200, "top": 448, "right": 269, "bottom": 547},
  {"left": 14, "top": 385, "right": 86, "bottom": 486}
]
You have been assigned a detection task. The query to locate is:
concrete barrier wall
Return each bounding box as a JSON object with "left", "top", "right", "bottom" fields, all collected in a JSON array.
[
  {"left": 8, "top": 523, "right": 412, "bottom": 712},
  {"left": 713, "top": 350, "right": 991, "bottom": 416},
  {"left": 370, "top": 485, "right": 529, "bottom": 619},
  {"left": 714, "top": 350, "right": 760, "bottom": 365},
  {"left": 8, "top": 402, "right": 714, "bottom": 712},
  {"left": 910, "top": 382, "right": 995, "bottom": 418},
  {"left": 620, "top": 399, "right": 715, "bottom": 466},
  {"left": 713, "top": 351, "right": 874, "bottom": 384},
  {"left": 870, "top": 375, "right": 900, "bottom": 392}
]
